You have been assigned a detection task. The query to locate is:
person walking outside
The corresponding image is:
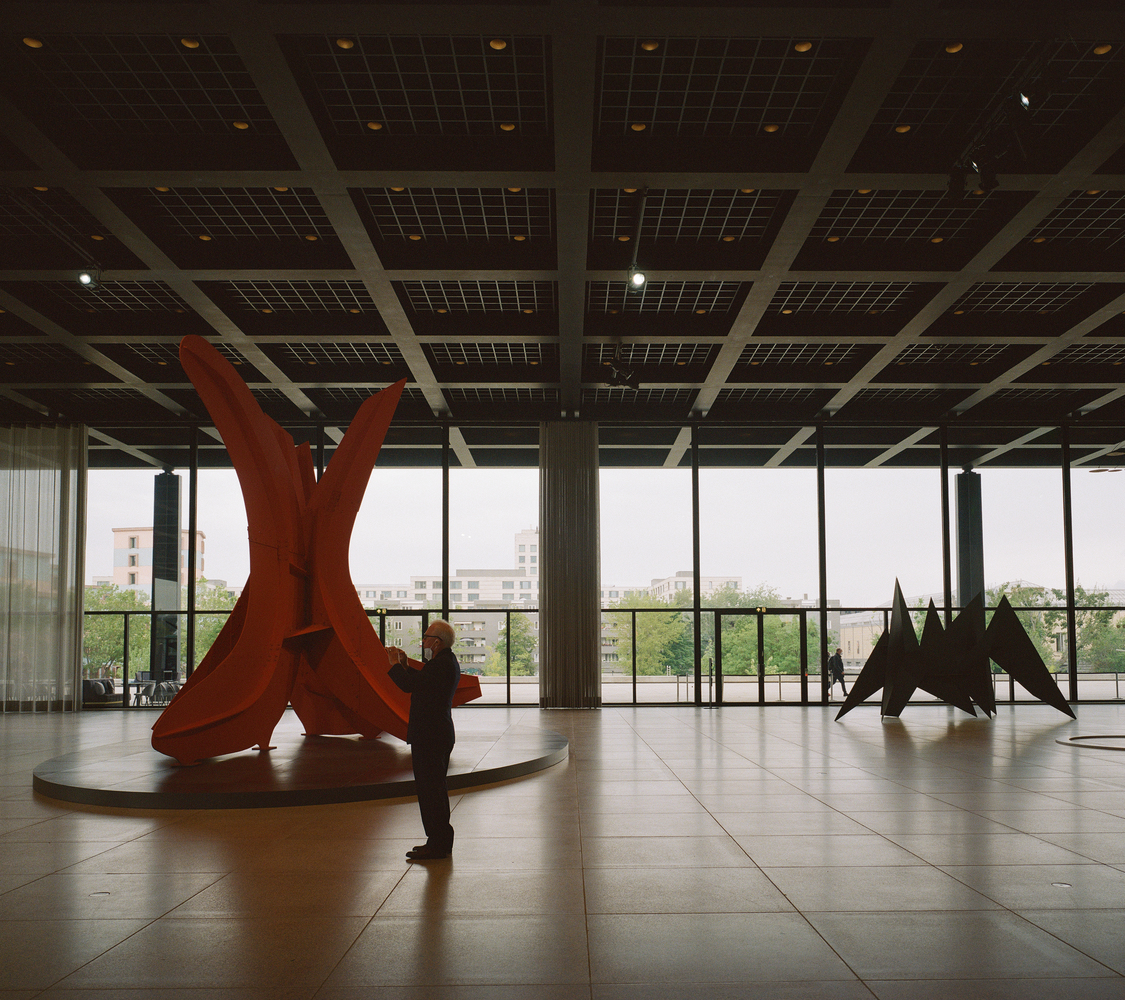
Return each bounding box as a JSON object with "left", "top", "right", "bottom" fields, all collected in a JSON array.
[
  {"left": 387, "top": 619, "right": 461, "bottom": 861},
  {"left": 827, "top": 646, "right": 847, "bottom": 700}
]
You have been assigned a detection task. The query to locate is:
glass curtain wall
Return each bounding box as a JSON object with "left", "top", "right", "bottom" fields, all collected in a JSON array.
[
  {"left": 600, "top": 468, "right": 694, "bottom": 704},
  {"left": 977, "top": 468, "right": 1068, "bottom": 701},
  {"left": 827, "top": 467, "right": 945, "bottom": 700},
  {"left": 448, "top": 466, "right": 539, "bottom": 704},
  {"left": 700, "top": 468, "right": 819, "bottom": 704},
  {"left": 1060, "top": 464, "right": 1125, "bottom": 699}
]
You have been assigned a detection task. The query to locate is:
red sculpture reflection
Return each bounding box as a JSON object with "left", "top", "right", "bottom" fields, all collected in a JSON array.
[{"left": 151, "top": 335, "right": 481, "bottom": 765}]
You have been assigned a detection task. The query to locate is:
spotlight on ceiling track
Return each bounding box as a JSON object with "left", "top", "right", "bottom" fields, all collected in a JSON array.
[
  {"left": 77, "top": 266, "right": 101, "bottom": 289},
  {"left": 628, "top": 268, "right": 646, "bottom": 290},
  {"left": 978, "top": 167, "right": 1000, "bottom": 193}
]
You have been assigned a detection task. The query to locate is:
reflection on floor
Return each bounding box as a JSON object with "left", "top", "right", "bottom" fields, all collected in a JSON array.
[{"left": 2, "top": 704, "right": 1125, "bottom": 999}]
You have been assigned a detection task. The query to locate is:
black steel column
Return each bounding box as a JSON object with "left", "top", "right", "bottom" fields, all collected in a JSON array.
[
  {"left": 691, "top": 424, "right": 702, "bottom": 707},
  {"left": 955, "top": 468, "right": 986, "bottom": 645},
  {"left": 940, "top": 426, "right": 952, "bottom": 626},
  {"left": 150, "top": 471, "right": 181, "bottom": 683},
  {"left": 1061, "top": 427, "right": 1079, "bottom": 702},
  {"left": 186, "top": 429, "right": 198, "bottom": 677},
  {"left": 442, "top": 424, "right": 449, "bottom": 620},
  {"left": 816, "top": 426, "right": 828, "bottom": 703}
]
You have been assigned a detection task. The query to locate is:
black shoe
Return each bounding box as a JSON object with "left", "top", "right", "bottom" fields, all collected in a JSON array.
[{"left": 406, "top": 845, "right": 451, "bottom": 861}]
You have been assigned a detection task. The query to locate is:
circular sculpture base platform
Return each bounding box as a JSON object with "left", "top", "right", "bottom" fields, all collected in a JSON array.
[{"left": 33, "top": 712, "right": 568, "bottom": 810}]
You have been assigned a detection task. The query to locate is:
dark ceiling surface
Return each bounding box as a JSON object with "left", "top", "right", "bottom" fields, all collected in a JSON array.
[{"left": 2, "top": 1, "right": 1125, "bottom": 471}]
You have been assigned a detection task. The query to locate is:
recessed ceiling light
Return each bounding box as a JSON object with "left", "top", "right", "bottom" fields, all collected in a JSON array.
[
  {"left": 826, "top": 236, "right": 840, "bottom": 242},
  {"left": 740, "top": 188, "right": 755, "bottom": 193},
  {"left": 367, "top": 121, "right": 383, "bottom": 130},
  {"left": 722, "top": 236, "right": 735, "bottom": 242},
  {"left": 455, "top": 360, "right": 466, "bottom": 365},
  {"left": 945, "top": 42, "right": 963, "bottom": 53},
  {"left": 436, "top": 308, "right": 447, "bottom": 313},
  {"left": 781, "top": 309, "right": 793, "bottom": 314},
  {"left": 677, "top": 360, "right": 687, "bottom": 365},
  {"left": 750, "top": 360, "right": 759, "bottom": 366},
  {"left": 763, "top": 124, "right": 779, "bottom": 132},
  {"left": 823, "top": 360, "right": 833, "bottom": 365},
  {"left": 869, "top": 309, "right": 881, "bottom": 315},
  {"left": 198, "top": 234, "right": 212, "bottom": 241},
  {"left": 181, "top": 38, "right": 200, "bottom": 49},
  {"left": 174, "top": 308, "right": 185, "bottom": 314},
  {"left": 930, "top": 237, "right": 943, "bottom": 243},
  {"left": 304, "top": 235, "right": 318, "bottom": 241},
  {"left": 794, "top": 42, "right": 812, "bottom": 52},
  {"left": 631, "top": 123, "right": 646, "bottom": 131},
  {"left": 513, "top": 235, "right": 526, "bottom": 241},
  {"left": 969, "top": 361, "right": 979, "bottom": 366},
  {"left": 273, "top": 186, "right": 289, "bottom": 192},
  {"left": 1033, "top": 237, "right": 1046, "bottom": 243},
  {"left": 1086, "top": 189, "right": 1102, "bottom": 195},
  {"left": 1039, "top": 309, "right": 1050, "bottom": 314},
  {"left": 23, "top": 38, "right": 43, "bottom": 48},
  {"left": 349, "top": 308, "right": 360, "bottom": 314},
  {"left": 232, "top": 121, "right": 249, "bottom": 130},
  {"left": 856, "top": 189, "right": 872, "bottom": 194},
  {"left": 1042, "top": 360, "right": 1052, "bottom": 365},
  {"left": 1094, "top": 44, "right": 1112, "bottom": 55},
  {"left": 33, "top": 186, "right": 48, "bottom": 191},
  {"left": 523, "top": 308, "right": 535, "bottom": 314},
  {"left": 307, "top": 360, "right": 317, "bottom": 365},
  {"left": 529, "top": 359, "right": 539, "bottom": 365},
  {"left": 954, "top": 310, "right": 965, "bottom": 315},
  {"left": 507, "top": 187, "right": 522, "bottom": 192},
  {"left": 895, "top": 124, "right": 911, "bottom": 133},
  {"left": 618, "top": 235, "right": 631, "bottom": 242},
  {"left": 390, "top": 187, "right": 405, "bottom": 192},
  {"left": 490, "top": 39, "right": 507, "bottom": 51},
  {"left": 336, "top": 38, "right": 355, "bottom": 50},
  {"left": 408, "top": 234, "right": 422, "bottom": 240},
  {"left": 261, "top": 308, "right": 272, "bottom": 314},
  {"left": 696, "top": 309, "right": 707, "bottom": 314},
  {"left": 623, "top": 187, "right": 638, "bottom": 193},
  {"left": 641, "top": 40, "right": 659, "bottom": 51},
  {"left": 609, "top": 308, "right": 619, "bottom": 315},
  {"left": 154, "top": 186, "right": 170, "bottom": 192},
  {"left": 91, "top": 234, "right": 105, "bottom": 241},
  {"left": 972, "top": 188, "right": 985, "bottom": 195},
  {"left": 500, "top": 122, "right": 516, "bottom": 131},
  {"left": 156, "top": 360, "right": 167, "bottom": 366}
]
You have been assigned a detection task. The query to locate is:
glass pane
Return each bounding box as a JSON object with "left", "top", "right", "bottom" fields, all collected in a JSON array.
[
  {"left": 700, "top": 468, "right": 819, "bottom": 609},
  {"left": 600, "top": 469, "right": 693, "bottom": 606},
  {"left": 826, "top": 468, "right": 944, "bottom": 610},
  {"left": 449, "top": 467, "right": 539, "bottom": 612},
  {"left": 1069, "top": 465, "right": 1125, "bottom": 696}
]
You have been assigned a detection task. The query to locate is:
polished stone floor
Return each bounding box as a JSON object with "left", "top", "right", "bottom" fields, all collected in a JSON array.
[{"left": 2, "top": 703, "right": 1125, "bottom": 999}]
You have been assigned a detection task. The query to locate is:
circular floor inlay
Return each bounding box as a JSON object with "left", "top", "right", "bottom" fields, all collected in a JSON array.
[
  {"left": 1056, "top": 734, "right": 1125, "bottom": 752},
  {"left": 33, "top": 711, "right": 568, "bottom": 809}
]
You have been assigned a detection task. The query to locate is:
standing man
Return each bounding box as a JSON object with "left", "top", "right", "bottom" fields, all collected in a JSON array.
[
  {"left": 387, "top": 619, "right": 460, "bottom": 861},
  {"left": 827, "top": 646, "right": 847, "bottom": 700}
]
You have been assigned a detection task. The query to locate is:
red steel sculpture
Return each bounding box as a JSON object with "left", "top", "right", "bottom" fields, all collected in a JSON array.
[{"left": 151, "top": 335, "right": 481, "bottom": 765}]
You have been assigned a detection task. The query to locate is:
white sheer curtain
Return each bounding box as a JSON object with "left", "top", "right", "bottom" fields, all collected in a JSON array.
[{"left": 0, "top": 425, "right": 85, "bottom": 712}]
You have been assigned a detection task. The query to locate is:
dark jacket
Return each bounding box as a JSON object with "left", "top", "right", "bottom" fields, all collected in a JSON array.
[
  {"left": 388, "top": 646, "right": 460, "bottom": 747},
  {"left": 828, "top": 652, "right": 844, "bottom": 679}
]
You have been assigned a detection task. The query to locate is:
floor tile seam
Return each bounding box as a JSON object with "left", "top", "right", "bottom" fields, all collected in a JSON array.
[
  {"left": 986, "top": 908, "right": 1125, "bottom": 978},
  {"left": 314, "top": 869, "right": 411, "bottom": 993},
  {"left": 597, "top": 710, "right": 772, "bottom": 865}
]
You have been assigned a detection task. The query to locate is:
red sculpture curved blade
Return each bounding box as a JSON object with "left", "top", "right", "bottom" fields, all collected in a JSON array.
[{"left": 151, "top": 335, "right": 480, "bottom": 766}]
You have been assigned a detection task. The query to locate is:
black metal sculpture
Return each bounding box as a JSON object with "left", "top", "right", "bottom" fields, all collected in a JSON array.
[{"left": 835, "top": 580, "right": 1075, "bottom": 720}]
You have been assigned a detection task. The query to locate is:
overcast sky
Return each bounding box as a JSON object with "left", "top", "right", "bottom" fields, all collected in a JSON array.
[{"left": 86, "top": 464, "right": 1125, "bottom": 608}]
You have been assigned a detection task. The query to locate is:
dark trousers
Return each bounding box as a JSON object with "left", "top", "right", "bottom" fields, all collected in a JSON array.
[
  {"left": 411, "top": 741, "right": 454, "bottom": 851},
  {"left": 832, "top": 674, "right": 848, "bottom": 695}
]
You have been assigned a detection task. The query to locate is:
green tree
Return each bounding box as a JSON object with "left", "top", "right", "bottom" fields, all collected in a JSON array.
[
  {"left": 188, "top": 580, "right": 239, "bottom": 668},
  {"left": 608, "top": 594, "right": 691, "bottom": 675},
  {"left": 81, "top": 584, "right": 150, "bottom": 679},
  {"left": 492, "top": 611, "right": 538, "bottom": 676}
]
